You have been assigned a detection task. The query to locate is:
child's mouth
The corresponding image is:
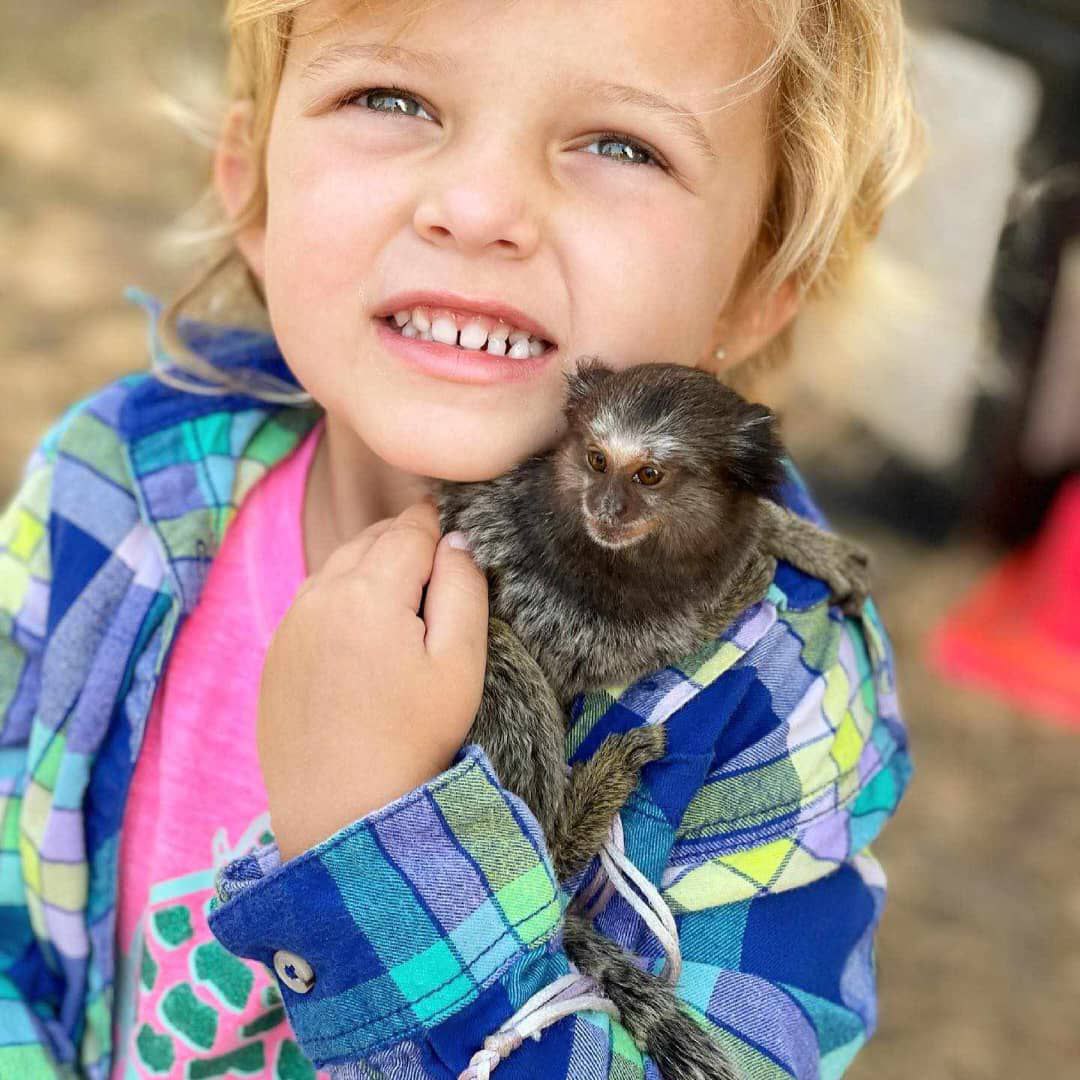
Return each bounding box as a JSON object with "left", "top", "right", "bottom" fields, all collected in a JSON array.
[{"left": 382, "top": 313, "right": 555, "bottom": 359}]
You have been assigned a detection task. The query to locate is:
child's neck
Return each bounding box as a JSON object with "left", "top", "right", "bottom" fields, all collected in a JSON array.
[{"left": 302, "top": 416, "right": 435, "bottom": 576}]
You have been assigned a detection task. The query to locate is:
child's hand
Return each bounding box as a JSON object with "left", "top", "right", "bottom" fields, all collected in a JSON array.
[{"left": 257, "top": 500, "right": 489, "bottom": 862}]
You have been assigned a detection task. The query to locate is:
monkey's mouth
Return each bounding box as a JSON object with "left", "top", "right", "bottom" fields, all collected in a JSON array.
[{"left": 584, "top": 516, "right": 658, "bottom": 550}]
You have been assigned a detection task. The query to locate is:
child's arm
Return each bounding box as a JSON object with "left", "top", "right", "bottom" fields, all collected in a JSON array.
[
  {"left": 0, "top": 432, "right": 77, "bottom": 1074},
  {"left": 210, "top": 574, "right": 910, "bottom": 1077}
]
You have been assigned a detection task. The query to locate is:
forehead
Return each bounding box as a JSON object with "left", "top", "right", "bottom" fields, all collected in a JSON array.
[
  {"left": 288, "top": 0, "right": 773, "bottom": 128},
  {"left": 587, "top": 401, "right": 689, "bottom": 467}
]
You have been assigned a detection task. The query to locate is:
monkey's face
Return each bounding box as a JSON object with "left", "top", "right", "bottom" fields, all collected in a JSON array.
[
  {"left": 554, "top": 360, "right": 784, "bottom": 557},
  {"left": 576, "top": 440, "right": 667, "bottom": 550},
  {"left": 555, "top": 429, "right": 741, "bottom": 556}
]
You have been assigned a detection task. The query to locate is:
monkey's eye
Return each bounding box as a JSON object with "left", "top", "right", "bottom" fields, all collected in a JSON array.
[
  {"left": 586, "top": 448, "right": 608, "bottom": 473},
  {"left": 634, "top": 465, "right": 664, "bottom": 486}
]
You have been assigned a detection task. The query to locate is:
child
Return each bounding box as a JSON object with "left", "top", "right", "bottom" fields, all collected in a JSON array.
[{"left": 0, "top": 1, "right": 922, "bottom": 1077}]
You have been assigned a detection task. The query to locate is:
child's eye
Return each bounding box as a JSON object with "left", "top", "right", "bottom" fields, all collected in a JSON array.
[
  {"left": 337, "top": 86, "right": 669, "bottom": 173},
  {"left": 580, "top": 134, "right": 667, "bottom": 171},
  {"left": 339, "top": 85, "right": 435, "bottom": 120}
]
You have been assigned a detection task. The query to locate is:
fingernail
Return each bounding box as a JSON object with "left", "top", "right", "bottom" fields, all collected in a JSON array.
[{"left": 445, "top": 531, "right": 472, "bottom": 552}]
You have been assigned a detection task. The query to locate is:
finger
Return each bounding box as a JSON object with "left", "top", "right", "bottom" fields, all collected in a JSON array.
[
  {"left": 318, "top": 517, "right": 396, "bottom": 583},
  {"left": 423, "top": 531, "right": 489, "bottom": 662},
  {"left": 362, "top": 500, "right": 443, "bottom": 610}
]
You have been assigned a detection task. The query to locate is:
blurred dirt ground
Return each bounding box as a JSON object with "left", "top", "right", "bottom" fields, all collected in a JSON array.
[{"left": 3, "top": 5, "right": 1079, "bottom": 1078}]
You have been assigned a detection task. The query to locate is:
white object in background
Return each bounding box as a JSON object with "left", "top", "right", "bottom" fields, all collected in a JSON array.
[{"left": 792, "top": 26, "right": 1042, "bottom": 469}]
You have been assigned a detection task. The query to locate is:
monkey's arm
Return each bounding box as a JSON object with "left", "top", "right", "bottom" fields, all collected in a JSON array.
[
  {"left": 472, "top": 619, "right": 670, "bottom": 884},
  {"left": 466, "top": 617, "right": 568, "bottom": 838},
  {"left": 700, "top": 550, "right": 779, "bottom": 641},
  {"left": 756, "top": 497, "right": 871, "bottom": 615},
  {"left": 550, "top": 725, "right": 666, "bottom": 881}
]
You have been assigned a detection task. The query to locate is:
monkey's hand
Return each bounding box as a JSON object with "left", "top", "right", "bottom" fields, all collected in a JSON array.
[
  {"left": 758, "top": 499, "right": 872, "bottom": 615},
  {"left": 465, "top": 618, "right": 568, "bottom": 840}
]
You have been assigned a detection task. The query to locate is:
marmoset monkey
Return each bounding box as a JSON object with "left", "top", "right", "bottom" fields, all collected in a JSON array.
[{"left": 436, "top": 359, "right": 871, "bottom": 1080}]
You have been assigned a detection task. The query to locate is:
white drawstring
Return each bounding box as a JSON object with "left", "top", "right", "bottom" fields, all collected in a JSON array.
[
  {"left": 461, "top": 730, "right": 683, "bottom": 1077},
  {"left": 593, "top": 812, "right": 682, "bottom": 985},
  {"left": 567, "top": 775, "right": 682, "bottom": 985},
  {"left": 458, "top": 972, "right": 619, "bottom": 1079}
]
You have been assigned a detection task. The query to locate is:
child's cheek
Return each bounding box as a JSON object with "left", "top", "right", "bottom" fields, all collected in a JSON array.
[
  {"left": 260, "top": 135, "right": 409, "bottom": 392},
  {"left": 265, "top": 135, "right": 400, "bottom": 304},
  {"left": 560, "top": 197, "right": 727, "bottom": 367}
]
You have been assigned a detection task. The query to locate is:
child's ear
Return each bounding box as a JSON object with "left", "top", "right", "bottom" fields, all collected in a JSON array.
[
  {"left": 707, "top": 275, "right": 801, "bottom": 373},
  {"left": 214, "top": 100, "right": 267, "bottom": 283}
]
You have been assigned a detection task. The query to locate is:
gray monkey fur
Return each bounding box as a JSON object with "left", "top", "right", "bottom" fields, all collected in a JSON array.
[{"left": 435, "top": 359, "right": 871, "bottom": 1079}]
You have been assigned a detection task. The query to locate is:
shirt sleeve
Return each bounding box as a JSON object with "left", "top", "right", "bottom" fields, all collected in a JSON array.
[
  {"left": 0, "top": 433, "right": 75, "bottom": 1075},
  {"left": 208, "top": 744, "right": 586, "bottom": 1076},
  {"left": 652, "top": 579, "right": 911, "bottom": 1077},
  {"left": 209, "top": 571, "right": 911, "bottom": 1079}
]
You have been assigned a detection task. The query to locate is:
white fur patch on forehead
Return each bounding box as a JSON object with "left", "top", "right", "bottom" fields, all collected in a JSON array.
[{"left": 590, "top": 407, "right": 683, "bottom": 467}]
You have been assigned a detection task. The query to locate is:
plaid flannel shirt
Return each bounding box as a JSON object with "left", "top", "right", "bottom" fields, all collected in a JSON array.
[{"left": 0, "top": 290, "right": 911, "bottom": 1078}]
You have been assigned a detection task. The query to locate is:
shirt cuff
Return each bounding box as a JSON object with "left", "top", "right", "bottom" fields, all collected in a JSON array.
[{"left": 207, "top": 744, "right": 568, "bottom": 1069}]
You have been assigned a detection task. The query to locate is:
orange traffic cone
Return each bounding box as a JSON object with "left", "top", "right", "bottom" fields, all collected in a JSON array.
[{"left": 929, "top": 474, "right": 1080, "bottom": 728}]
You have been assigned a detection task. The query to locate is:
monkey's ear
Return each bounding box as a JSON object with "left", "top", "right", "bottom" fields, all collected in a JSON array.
[
  {"left": 722, "top": 403, "right": 785, "bottom": 496},
  {"left": 564, "top": 356, "right": 615, "bottom": 411}
]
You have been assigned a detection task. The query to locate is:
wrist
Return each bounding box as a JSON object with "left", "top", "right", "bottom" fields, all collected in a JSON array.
[{"left": 270, "top": 750, "right": 456, "bottom": 862}]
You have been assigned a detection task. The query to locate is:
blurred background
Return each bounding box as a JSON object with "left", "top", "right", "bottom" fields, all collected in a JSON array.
[{"left": 2, "top": 1, "right": 1079, "bottom": 1077}]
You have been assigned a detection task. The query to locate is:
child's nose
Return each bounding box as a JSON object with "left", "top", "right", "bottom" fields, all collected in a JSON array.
[{"left": 411, "top": 141, "right": 542, "bottom": 259}]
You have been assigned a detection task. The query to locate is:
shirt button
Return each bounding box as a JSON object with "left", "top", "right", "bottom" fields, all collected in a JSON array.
[{"left": 273, "top": 949, "right": 316, "bottom": 995}]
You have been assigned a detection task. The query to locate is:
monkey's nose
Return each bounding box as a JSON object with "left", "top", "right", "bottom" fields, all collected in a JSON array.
[{"left": 595, "top": 490, "right": 628, "bottom": 523}]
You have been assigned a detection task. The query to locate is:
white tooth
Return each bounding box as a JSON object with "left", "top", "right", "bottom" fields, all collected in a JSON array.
[
  {"left": 485, "top": 337, "right": 508, "bottom": 356},
  {"left": 411, "top": 308, "right": 431, "bottom": 332},
  {"left": 401, "top": 322, "right": 420, "bottom": 338},
  {"left": 420, "top": 328, "right": 434, "bottom": 341},
  {"left": 393, "top": 310, "right": 411, "bottom": 327},
  {"left": 508, "top": 330, "right": 531, "bottom": 345},
  {"left": 489, "top": 322, "right": 512, "bottom": 342},
  {"left": 459, "top": 320, "right": 489, "bottom": 351},
  {"left": 529, "top": 338, "right": 546, "bottom": 357},
  {"left": 431, "top": 316, "right": 459, "bottom": 346},
  {"left": 508, "top": 339, "right": 532, "bottom": 360}
]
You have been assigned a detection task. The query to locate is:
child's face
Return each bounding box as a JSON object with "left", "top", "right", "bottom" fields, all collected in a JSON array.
[{"left": 227, "top": 0, "right": 791, "bottom": 481}]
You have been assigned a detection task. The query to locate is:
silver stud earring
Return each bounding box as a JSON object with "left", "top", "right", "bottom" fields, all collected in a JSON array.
[{"left": 713, "top": 345, "right": 728, "bottom": 363}]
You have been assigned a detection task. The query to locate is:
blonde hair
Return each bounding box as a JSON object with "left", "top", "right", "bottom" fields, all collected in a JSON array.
[{"left": 155, "top": 0, "right": 926, "bottom": 400}]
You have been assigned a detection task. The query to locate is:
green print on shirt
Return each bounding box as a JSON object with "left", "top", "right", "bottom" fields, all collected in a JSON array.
[
  {"left": 141, "top": 943, "right": 158, "bottom": 991},
  {"left": 118, "top": 813, "right": 324, "bottom": 1078},
  {"left": 135, "top": 1024, "right": 175, "bottom": 1075},
  {"left": 152, "top": 904, "right": 195, "bottom": 950},
  {"left": 193, "top": 940, "right": 256, "bottom": 1012},
  {"left": 159, "top": 983, "right": 219, "bottom": 1051},
  {"left": 187, "top": 1042, "right": 266, "bottom": 1078}
]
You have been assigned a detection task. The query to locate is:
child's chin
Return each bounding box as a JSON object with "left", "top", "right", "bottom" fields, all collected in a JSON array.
[{"left": 367, "top": 423, "right": 549, "bottom": 483}]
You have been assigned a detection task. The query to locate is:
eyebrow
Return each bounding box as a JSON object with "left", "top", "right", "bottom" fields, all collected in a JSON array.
[{"left": 301, "top": 42, "right": 718, "bottom": 163}]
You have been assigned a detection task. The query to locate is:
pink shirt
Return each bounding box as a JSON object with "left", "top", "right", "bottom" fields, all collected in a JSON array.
[{"left": 111, "top": 417, "right": 329, "bottom": 1079}]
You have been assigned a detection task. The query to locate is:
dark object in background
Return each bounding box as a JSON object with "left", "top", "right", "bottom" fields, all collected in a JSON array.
[
  {"left": 811, "top": 1, "right": 1080, "bottom": 546},
  {"left": 920, "top": 0, "right": 1080, "bottom": 546}
]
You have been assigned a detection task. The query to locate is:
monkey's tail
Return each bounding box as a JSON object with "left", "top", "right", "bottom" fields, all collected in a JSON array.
[{"left": 563, "top": 913, "right": 741, "bottom": 1080}]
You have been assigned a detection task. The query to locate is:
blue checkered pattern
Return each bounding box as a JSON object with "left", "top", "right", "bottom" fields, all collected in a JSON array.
[{"left": 0, "top": 289, "right": 911, "bottom": 1079}]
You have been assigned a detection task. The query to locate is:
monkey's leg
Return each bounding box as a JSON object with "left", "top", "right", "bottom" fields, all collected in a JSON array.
[
  {"left": 549, "top": 726, "right": 666, "bottom": 882},
  {"left": 757, "top": 499, "right": 872, "bottom": 615},
  {"left": 465, "top": 617, "right": 568, "bottom": 838},
  {"left": 563, "top": 913, "right": 740, "bottom": 1080}
]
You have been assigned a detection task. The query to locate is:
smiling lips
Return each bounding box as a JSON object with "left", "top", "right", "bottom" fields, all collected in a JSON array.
[{"left": 386, "top": 306, "right": 553, "bottom": 358}]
